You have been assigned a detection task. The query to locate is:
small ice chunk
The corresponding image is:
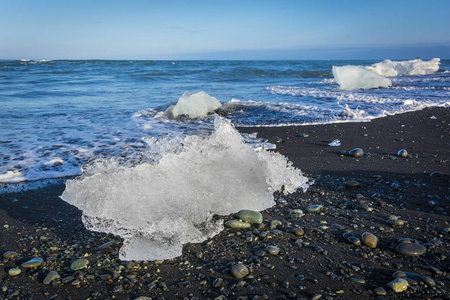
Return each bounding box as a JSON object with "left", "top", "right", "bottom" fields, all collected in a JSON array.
[
  {"left": 366, "top": 58, "right": 440, "bottom": 77},
  {"left": 332, "top": 66, "right": 392, "bottom": 90},
  {"left": 328, "top": 139, "right": 341, "bottom": 147},
  {"left": 165, "top": 91, "right": 222, "bottom": 119}
]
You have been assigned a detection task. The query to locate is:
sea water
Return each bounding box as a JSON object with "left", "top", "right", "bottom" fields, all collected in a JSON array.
[{"left": 1, "top": 59, "right": 448, "bottom": 184}]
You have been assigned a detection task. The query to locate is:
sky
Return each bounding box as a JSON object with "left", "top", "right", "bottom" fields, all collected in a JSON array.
[{"left": 1, "top": 0, "right": 449, "bottom": 60}]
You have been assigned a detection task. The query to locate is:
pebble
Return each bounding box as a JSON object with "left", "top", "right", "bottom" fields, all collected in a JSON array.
[
  {"left": 8, "top": 268, "right": 21, "bottom": 276},
  {"left": 21, "top": 257, "right": 44, "bottom": 268},
  {"left": 292, "top": 227, "right": 304, "bottom": 236},
  {"left": 345, "top": 181, "right": 360, "bottom": 189},
  {"left": 374, "top": 287, "right": 387, "bottom": 296},
  {"left": 387, "top": 219, "right": 405, "bottom": 226},
  {"left": 396, "top": 243, "right": 427, "bottom": 257},
  {"left": 388, "top": 278, "right": 409, "bottom": 293},
  {"left": 225, "top": 220, "right": 251, "bottom": 229},
  {"left": 267, "top": 246, "right": 280, "bottom": 255},
  {"left": 3, "top": 251, "right": 18, "bottom": 260},
  {"left": 299, "top": 133, "right": 309, "bottom": 138},
  {"left": 361, "top": 232, "right": 378, "bottom": 248},
  {"left": 97, "top": 240, "right": 115, "bottom": 250},
  {"left": 348, "top": 236, "right": 361, "bottom": 246},
  {"left": 236, "top": 210, "right": 263, "bottom": 224},
  {"left": 43, "top": 271, "right": 61, "bottom": 285},
  {"left": 397, "top": 149, "right": 408, "bottom": 157},
  {"left": 268, "top": 136, "right": 283, "bottom": 144},
  {"left": 231, "top": 264, "right": 249, "bottom": 279},
  {"left": 349, "top": 148, "right": 364, "bottom": 158},
  {"left": 421, "top": 276, "right": 436, "bottom": 287},
  {"left": 70, "top": 258, "right": 89, "bottom": 270},
  {"left": 306, "top": 205, "right": 323, "bottom": 213}
]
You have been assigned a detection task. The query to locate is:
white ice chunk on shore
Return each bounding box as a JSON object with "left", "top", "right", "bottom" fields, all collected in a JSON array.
[
  {"left": 366, "top": 58, "right": 440, "bottom": 77},
  {"left": 60, "top": 116, "right": 308, "bottom": 261},
  {"left": 165, "top": 91, "right": 222, "bottom": 119},
  {"left": 332, "top": 65, "right": 392, "bottom": 90}
]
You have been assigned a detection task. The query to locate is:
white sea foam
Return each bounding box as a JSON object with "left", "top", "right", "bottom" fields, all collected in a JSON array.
[
  {"left": 60, "top": 116, "right": 308, "bottom": 261},
  {"left": 366, "top": 58, "right": 440, "bottom": 77},
  {"left": 332, "top": 65, "right": 392, "bottom": 90},
  {"left": 165, "top": 91, "right": 222, "bottom": 119}
]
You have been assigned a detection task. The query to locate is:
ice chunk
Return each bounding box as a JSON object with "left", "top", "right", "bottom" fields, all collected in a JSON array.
[
  {"left": 165, "top": 91, "right": 222, "bottom": 119},
  {"left": 332, "top": 65, "right": 392, "bottom": 90},
  {"left": 366, "top": 58, "right": 440, "bottom": 77},
  {"left": 60, "top": 116, "right": 308, "bottom": 261}
]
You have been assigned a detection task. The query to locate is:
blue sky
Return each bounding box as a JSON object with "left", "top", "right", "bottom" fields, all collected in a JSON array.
[{"left": 1, "top": 0, "right": 449, "bottom": 60}]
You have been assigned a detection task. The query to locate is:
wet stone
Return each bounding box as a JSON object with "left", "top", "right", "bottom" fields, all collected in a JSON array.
[
  {"left": 349, "top": 148, "right": 364, "bottom": 158},
  {"left": 267, "top": 246, "right": 280, "bottom": 255},
  {"left": 268, "top": 136, "right": 283, "bottom": 144},
  {"left": 70, "top": 258, "right": 89, "bottom": 270},
  {"left": 292, "top": 227, "right": 304, "bottom": 236},
  {"left": 374, "top": 287, "right": 387, "bottom": 296},
  {"left": 361, "top": 232, "right": 378, "bottom": 249},
  {"left": 345, "top": 181, "right": 360, "bottom": 189},
  {"left": 231, "top": 264, "right": 249, "bottom": 279},
  {"left": 97, "top": 240, "right": 115, "bottom": 250},
  {"left": 8, "top": 268, "right": 21, "bottom": 276},
  {"left": 396, "top": 243, "right": 427, "bottom": 257},
  {"left": 306, "top": 205, "right": 323, "bottom": 213},
  {"left": 397, "top": 149, "right": 408, "bottom": 158},
  {"left": 421, "top": 276, "right": 436, "bottom": 287},
  {"left": 3, "top": 251, "right": 18, "bottom": 260},
  {"left": 387, "top": 219, "right": 405, "bottom": 226},
  {"left": 225, "top": 220, "right": 251, "bottom": 229},
  {"left": 43, "top": 271, "right": 61, "bottom": 285},
  {"left": 237, "top": 210, "right": 263, "bottom": 224},
  {"left": 21, "top": 257, "right": 44, "bottom": 268},
  {"left": 348, "top": 236, "right": 361, "bottom": 246},
  {"left": 388, "top": 278, "right": 409, "bottom": 293}
]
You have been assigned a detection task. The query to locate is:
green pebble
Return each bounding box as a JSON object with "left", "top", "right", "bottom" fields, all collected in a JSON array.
[
  {"left": 43, "top": 271, "right": 61, "bottom": 285},
  {"left": 225, "top": 220, "right": 251, "bottom": 229},
  {"left": 70, "top": 258, "right": 89, "bottom": 270},
  {"left": 236, "top": 210, "right": 263, "bottom": 224},
  {"left": 21, "top": 257, "right": 43, "bottom": 268},
  {"left": 8, "top": 268, "right": 21, "bottom": 276}
]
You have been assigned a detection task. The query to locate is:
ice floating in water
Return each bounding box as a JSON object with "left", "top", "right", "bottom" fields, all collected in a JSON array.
[
  {"left": 332, "top": 65, "right": 392, "bottom": 90},
  {"left": 165, "top": 91, "right": 222, "bottom": 119},
  {"left": 60, "top": 117, "right": 308, "bottom": 261},
  {"left": 366, "top": 58, "right": 440, "bottom": 77}
]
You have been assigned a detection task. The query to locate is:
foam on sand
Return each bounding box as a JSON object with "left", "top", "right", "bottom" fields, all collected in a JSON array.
[
  {"left": 332, "top": 65, "right": 392, "bottom": 90},
  {"left": 366, "top": 58, "right": 440, "bottom": 77},
  {"left": 60, "top": 116, "right": 308, "bottom": 261},
  {"left": 165, "top": 91, "right": 222, "bottom": 119}
]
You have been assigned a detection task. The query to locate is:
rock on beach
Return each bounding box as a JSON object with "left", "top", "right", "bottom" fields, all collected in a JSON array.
[{"left": 396, "top": 243, "right": 427, "bottom": 257}]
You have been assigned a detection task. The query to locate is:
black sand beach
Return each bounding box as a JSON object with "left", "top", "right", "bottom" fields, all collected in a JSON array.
[{"left": 0, "top": 107, "right": 449, "bottom": 300}]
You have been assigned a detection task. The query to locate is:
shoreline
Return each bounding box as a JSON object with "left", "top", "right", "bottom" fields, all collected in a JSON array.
[{"left": 0, "top": 107, "right": 449, "bottom": 299}]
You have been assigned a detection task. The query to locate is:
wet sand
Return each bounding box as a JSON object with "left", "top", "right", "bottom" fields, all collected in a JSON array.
[{"left": 0, "top": 107, "right": 449, "bottom": 299}]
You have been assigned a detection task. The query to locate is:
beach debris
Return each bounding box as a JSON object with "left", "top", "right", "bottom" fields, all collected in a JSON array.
[
  {"left": 236, "top": 210, "right": 263, "bottom": 224},
  {"left": 397, "top": 149, "right": 408, "bottom": 157},
  {"left": 361, "top": 232, "right": 378, "bottom": 248},
  {"left": 43, "top": 271, "right": 61, "bottom": 285},
  {"left": 231, "top": 264, "right": 249, "bottom": 279},
  {"left": 396, "top": 243, "right": 427, "bottom": 257},
  {"left": 328, "top": 139, "right": 341, "bottom": 146},
  {"left": 388, "top": 278, "right": 409, "bottom": 293},
  {"left": 349, "top": 148, "right": 364, "bottom": 158},
  {"left": 70, "top": 258, "right": 89, "bottom": 270},
  {"left": 21, "top": 257, "right": 43, "bottom": 268}
]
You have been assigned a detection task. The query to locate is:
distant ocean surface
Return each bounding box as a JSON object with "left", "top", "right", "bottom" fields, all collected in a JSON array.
[{"left": 1, "top": 59, "right": 449, "bottom": 184}]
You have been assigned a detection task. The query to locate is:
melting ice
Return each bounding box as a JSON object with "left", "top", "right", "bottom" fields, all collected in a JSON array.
[
  {"left": 165, "top": 91, "right": 222, "bottom": 119},
  {"left": 366, "top": 58, "right": 440, "bottom": 77},
  {"left": 60, "top": 117, "right": 308, "bottom": 261},
  {"left": 332, "top": 65, "right": 392, "bottom": 90}
]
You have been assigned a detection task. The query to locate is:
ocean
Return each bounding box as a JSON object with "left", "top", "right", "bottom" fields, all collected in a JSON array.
[{"left": 1, "top": 59, "right": 449, "bottom": 184}]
